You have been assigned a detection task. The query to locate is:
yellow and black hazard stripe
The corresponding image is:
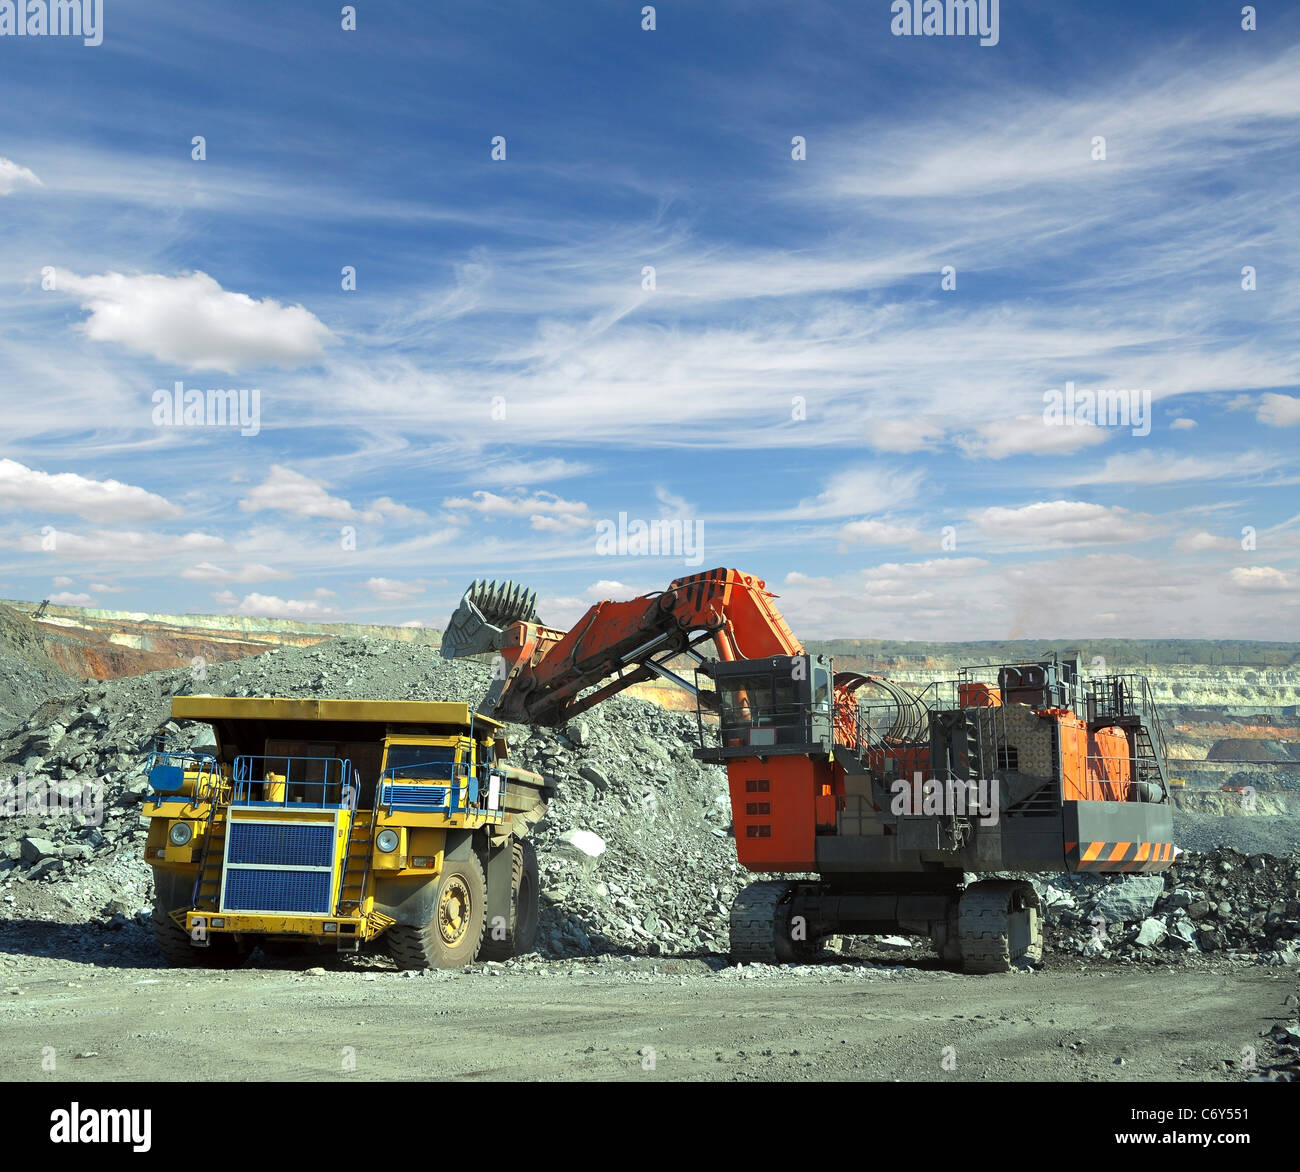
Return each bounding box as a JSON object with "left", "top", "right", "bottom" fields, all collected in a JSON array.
[{"left": 1065, "top": 840, "right": 1175, "bottom": 872}]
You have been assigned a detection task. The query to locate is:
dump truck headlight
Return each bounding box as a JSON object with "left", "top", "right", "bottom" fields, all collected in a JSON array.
[
  {"left": 168, "top": 822, "right": 193, "bottom": 847},
  {"left": 376, "top": 829, "right": 399, "bottom": 853}
]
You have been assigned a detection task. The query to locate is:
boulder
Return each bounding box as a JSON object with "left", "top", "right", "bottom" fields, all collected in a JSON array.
[
  {"left": 19, "top": 836, "right": 57, "bottom": 863},
  {"left": 1093, "top": 875, "right": 1164, "bottom": 924},
  {"left": 1133, "top": 918, "right": 1166, "bottom": 948}
]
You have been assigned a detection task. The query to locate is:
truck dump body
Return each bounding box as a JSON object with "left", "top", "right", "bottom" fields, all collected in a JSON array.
[{"left": 143, "top": 696, "right": 549, "bottom": 969}]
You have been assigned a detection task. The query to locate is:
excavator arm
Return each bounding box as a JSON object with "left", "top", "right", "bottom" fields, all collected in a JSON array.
[{"left": 441, "top": 568, "right": 809, "bottom": 727}]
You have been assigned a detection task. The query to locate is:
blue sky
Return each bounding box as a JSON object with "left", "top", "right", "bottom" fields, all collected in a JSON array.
[{"left": 1, "top": 0, "right": 1298, "bottom": 640}]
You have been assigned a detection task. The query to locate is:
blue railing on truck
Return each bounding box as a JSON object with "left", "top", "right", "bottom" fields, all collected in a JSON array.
[
  {"left": 377, "top": 761, "right": 506, "bottom": 816},
  {"left": 231, "top": 755, "right": 357, "bottom": 809}
]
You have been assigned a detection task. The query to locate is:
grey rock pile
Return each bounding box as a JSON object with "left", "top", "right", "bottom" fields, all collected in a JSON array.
[
  {"left": 1041, "top": 847, "right": 1300, "bottom": 964},
  {"left": 0, "top": 637, "right": 739, "bottom": 960},
  {"left": 1, "top": 632, "right": 1297, "bottom": 971}
]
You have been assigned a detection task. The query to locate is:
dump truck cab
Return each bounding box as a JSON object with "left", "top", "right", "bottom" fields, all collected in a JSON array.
[{"left": 143, "top": 697, "right": 549, "bottom": 969}]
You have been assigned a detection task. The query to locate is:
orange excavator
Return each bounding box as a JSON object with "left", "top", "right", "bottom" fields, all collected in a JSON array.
[{"left": 442, "top": 568, "right": 1176, "bottom": 971}]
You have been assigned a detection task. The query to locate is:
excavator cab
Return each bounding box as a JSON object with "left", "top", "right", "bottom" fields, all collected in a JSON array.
[{"left": 697, "top": 654, "right": 835, "bottom": 761}]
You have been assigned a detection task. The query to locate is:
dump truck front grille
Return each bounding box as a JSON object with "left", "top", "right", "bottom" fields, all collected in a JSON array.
[
  {"left": 223, "top": 869, "right": 334, "bottom": 914},
  {"left": 227, "top": 821, "right": 334, "bottom": 867}
]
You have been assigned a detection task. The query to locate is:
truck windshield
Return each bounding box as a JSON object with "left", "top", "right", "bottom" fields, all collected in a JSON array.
[{"left": 385, "top": 745, "right": 455, "bottom": 780}]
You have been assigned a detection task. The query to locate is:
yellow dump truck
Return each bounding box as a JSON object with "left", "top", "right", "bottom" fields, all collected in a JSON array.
[{"left": 142, "top": 697, "right": 549, "bottom": 969}]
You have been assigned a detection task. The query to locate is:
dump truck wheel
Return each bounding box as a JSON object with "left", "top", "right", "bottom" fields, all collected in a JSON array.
[
  {"left": 957, "top": 880, "right": 1042, "bottom": 973},
  {"left": 478, "top": 839, "right": 540, "bottom": 960},
  {"left": 150, "top": 900, "right": 252, "bottom": 969},
  {"left": 388, "top": 853, "right": 487, "bottom": 970}
]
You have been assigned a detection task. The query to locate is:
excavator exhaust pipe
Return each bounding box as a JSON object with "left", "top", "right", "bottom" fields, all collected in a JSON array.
[{"left": 441, "top": 578, "right": 539, "bottom": 660}]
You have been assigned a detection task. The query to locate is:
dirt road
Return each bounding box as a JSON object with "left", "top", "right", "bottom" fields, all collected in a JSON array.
[{"left": 1, "top": 944, "right": 1293, "bottom": 1081}]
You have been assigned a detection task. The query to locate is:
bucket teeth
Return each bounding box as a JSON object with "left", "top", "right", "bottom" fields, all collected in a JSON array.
[
  {"left": 441, "top": 578, "right": 539, "bottom": 660},
  {"left": 469, "top": 579, "right": 538, "bottom": 626}
]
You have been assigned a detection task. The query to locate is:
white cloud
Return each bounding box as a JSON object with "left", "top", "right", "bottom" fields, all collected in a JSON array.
[
  {"left": 1071, "top": 450, "right": 1279, "bottom": 486},
  {"left": 0, "top": 157, "right": 41, "bottom": 195},
  {"left": 1174, "top": 531, "right": 1239, "bottom": 553},
  {"left": 655, "top": 486, "right": 695, "bottom": 519},
  {"left": 13, "top": 528, "right": 224, "bottom": 562},
  {"left": 959, "top": 416, "right": 1111, "bottom": 460},
  {"left": 364, "top": 577, "right": 426, "bottom": 602},
  {"left": 839, "top": 519, "right": 924, "bottom": 546},
  {"left": 179, "top": 561, "right": 291, "bottom": 584},
  {"left": 788, "top": 467, "right": 923, "bottom": 520},
  {"left": 973, "top": 501, "right": 1148, "bottom": 547},
  {"left": 1258, "top": 394, "right": 1300, "bottom": 427},
  {"left": 218, "top": 592, "right": 342, "bottom": 619},
  {"left": 443, "top": 489, "right": 591, "bottom": 531},
  {"left": 584, "top": 579, "right": 637, "bottom": 601},
  {"left": 48, "top": 591, "right": 93, "bottom": 606},
  {"left": 239, "top": 466, "right": 424, "bottom": 524},
  {"left": 864, "top": 418, "right": 944, "bottom": 453},
  {"left": 1168, "top": 417, "right": 1197, "bottom": 430},
  {"left": 1225, "top": 566, "right": 1295, "bottom": 593},
  {"left": 863, "top": 558, "right": 989, "bottom": 585},
  {"left": 55, "top": 270, "right": 333, "bottom": 373},
  {"left": 476, "top": 457, "right": 593, "bottom": 485},
  {"left": 52, "top": 576, "right": 75, "bottom": 588},
  {"left": 0, "top": 459, "right": 180, "bottom": 522}
]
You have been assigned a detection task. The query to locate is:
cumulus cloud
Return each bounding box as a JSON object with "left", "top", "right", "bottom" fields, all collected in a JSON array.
[
  {"left": 179, "top": 561, "right": 291, "bottom": 584},
  {"left": 364, "top": 577, "right": 426, "bottom": 602},
  {"left": 839, "top": 518, "right": 925, "bottom": 546},
  {"left": 0, "top": 157, "right": 41, "bottom": 195},
  {"left": 1257, "top": 394, "right": 1300, "bottom": 427},
  {"left": 443, "top": 489, "right": 591, "bottom": 531},
  {"left": 1225, "top": 566, "right": 1295, "bottom": 593},
  {"left": 48, "top": 591, "right": 93, "bottom": 606},
  {"left": 1174, "top": 531, "right": 1240, "bottom": 553},
  {"left": 864, "top": 417, "right": 944, "bottom": 453},
  {"left": 239, "top": 466, "right": 425, "bottom": 524},
  {"left": 215, "top": 591, "right": 342, "bottom": 619},
  {"left": 959, "top": 416, "right": 1111, "bottom": 459},
  {"left": 1168, "top": 417, "right": 1197, "bottom": 430},
  {"left": 0, "top": 459, "right": 180, "bottom": 522},
  {"left": 55, "top": 270, "right": 333, "bottom": 373},
  {"left": 973, "top": 500, "right": 1147, "bottom": 547}
]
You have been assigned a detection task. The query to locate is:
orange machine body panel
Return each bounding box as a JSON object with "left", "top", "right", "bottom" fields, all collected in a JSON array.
[
  {"left": 1086, "top": 725, "right": 1133, "bottom": 799},
  {"left": 1058, "top": 714, "right": 1133, "bottom": 802},
  {"left": 727, "top": 755, "right": 825, "bottom": 871},
  {"left": 958, "top": 682, "right": 1002, "bottom": 707}
]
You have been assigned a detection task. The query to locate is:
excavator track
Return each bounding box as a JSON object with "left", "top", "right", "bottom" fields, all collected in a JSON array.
[
  {"left": 729, "top": 880, "right": 806, "bottom": 964},
  {"left": 957, "top": 880, "right": 1043, "bottom": 973}
]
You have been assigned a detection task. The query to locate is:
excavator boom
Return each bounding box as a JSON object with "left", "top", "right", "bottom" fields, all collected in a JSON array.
[{"left": 442, "top": 568, "right": 805, "bottom": 726}]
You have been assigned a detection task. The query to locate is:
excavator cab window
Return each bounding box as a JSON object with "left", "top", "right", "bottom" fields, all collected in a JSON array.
[{"left": 712, "top": 660, "right": 815, "bottom": 750}]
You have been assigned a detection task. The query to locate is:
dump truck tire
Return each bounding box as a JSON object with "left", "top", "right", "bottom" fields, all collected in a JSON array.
[
  {"left": 479, "top": 839, "right": 539, "bottom": 960},
  {"left": 388, "top": 853, "right": 487, "bottom": 970},
  {"left": 150, "top": 899, "right": 252, "bottom": 969}
]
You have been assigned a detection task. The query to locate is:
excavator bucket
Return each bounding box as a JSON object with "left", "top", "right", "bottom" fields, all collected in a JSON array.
[{"left": 441, "top": 579, "right": 539, "bottom": 660}]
